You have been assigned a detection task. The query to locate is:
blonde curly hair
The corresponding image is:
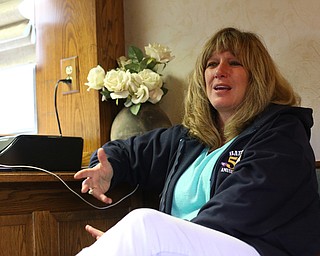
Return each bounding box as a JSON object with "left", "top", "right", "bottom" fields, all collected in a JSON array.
[{"left": 182, "top": 27, "right": 300, "bottom": 149}]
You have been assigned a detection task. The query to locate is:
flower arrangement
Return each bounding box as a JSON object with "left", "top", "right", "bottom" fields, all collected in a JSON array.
[{"left": 85, "top": 43, "right": 174, "bottom": 115}]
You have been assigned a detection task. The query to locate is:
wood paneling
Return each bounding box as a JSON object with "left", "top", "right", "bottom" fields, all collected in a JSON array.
[
  {"left": 0, "top": 171, "right": 141, "bottom": 256},
  {"left": 0, "top": 214, "right": 34, "bottom": 256},
  {"left": 35, "top": 0, "right": 124, "bottom": 167}
]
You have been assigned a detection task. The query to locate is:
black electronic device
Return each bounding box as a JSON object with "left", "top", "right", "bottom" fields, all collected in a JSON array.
[{"left": 0, "top": 134, "right": 83, "bottom": 171}]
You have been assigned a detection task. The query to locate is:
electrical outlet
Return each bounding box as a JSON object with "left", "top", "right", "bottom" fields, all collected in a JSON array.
[{"left": 60, "top": 56, "right": 79, "bottom": 95}]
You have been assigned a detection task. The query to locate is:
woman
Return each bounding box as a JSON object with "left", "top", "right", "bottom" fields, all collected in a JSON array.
[{"left": 75, "top": 27, "right": 320, "bottom": 256}]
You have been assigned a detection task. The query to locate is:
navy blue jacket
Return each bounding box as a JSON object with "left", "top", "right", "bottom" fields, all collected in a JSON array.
[{"left": 90, "top": 104, "right": 320, "bottom": 256}]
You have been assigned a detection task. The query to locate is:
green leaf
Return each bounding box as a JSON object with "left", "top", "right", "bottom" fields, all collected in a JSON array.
[
  {"left": 146, "top": 58, "right": 157, "bottom": 70},
  {"left": 125, "top": 62, "right": 140, "bottom": 73},
  {"left": 100, "top": 90, "right": 111, "bottom": 99},
  {"left": 128, "top": 46, "right": 144, "bottom": 62},
  {"left": 130, "top": 104, "right": 141, "bottom": 115},
  {"left": 140, "top": 57, "right": 157, "bottom": 71},
  {"left": 139, "top": 58, "right": 149, "bottom": 70}
]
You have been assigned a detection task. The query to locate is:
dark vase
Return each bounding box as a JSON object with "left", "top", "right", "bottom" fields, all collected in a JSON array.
[{"left": 110, "top": 102, "right": 172, "bottom": 140}]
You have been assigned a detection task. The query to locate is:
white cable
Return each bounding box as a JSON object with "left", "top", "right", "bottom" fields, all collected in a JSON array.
[{"left": 0, "top": 163, "right": 139, "bottom": 210}]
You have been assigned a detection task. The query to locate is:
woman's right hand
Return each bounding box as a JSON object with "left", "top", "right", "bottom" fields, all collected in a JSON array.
[{"left": 74, "top": 148, "right": 114, "bottom": 204}]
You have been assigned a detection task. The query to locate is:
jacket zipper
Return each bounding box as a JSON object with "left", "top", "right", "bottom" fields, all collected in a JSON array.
[{"left": 160, "top": 138, "right": 185, "bottom": 212}]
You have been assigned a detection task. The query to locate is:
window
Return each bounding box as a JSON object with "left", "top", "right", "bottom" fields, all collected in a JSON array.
[
  {"left": 0, "top": 0, "right": 36, "bottom": 135},
  {"left": 0, "top": 63, "right": 37, "bottom": 135}
]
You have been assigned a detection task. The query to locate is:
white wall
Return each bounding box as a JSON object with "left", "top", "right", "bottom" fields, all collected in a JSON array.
[{"left": 124, "top": 0, "right": 320, "bottom": 160}]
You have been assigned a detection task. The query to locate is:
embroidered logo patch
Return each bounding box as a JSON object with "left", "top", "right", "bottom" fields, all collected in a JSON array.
[{"left": 221, "top": 150, "right": 243, "bottom": 174}]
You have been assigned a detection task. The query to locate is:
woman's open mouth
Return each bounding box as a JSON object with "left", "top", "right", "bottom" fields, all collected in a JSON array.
[{"left": 214, "top": 84, "right": 231, "bottom": 91}]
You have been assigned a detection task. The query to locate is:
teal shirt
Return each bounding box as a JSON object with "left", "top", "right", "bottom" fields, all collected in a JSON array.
[{"left": 171, "top": 139, "right": 234, "bottom": 220}]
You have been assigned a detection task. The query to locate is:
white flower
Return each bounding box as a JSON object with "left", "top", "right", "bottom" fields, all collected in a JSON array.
[
  {"left": 148, "top": 87, "right": 164, "bottom": 104},
  {"left": 110, "top": 90, "right": 130, "bottom": 100},
  {"left": 85, "top": 42, "right": 174, "bottom": 115},
  {"left": 137, "top": 69, "right": 163, "bottom": 90},
  {"left": 131, "top": 84, "right": 149, "bottom": 104},
  {"left": 117, "top": 56, "right": 132, "bottom": 70},
  {"left": 128, "top": 73, "right": 141, "bottom": 93},
  {"left": 145, "top": 43, "right": 175, "bottom": 64},
  {"left": 85, "top": 65, "right": 105, "bottom": 90},
  {"left": 104, "top": 69, "right": 131, "bottom": 93}
]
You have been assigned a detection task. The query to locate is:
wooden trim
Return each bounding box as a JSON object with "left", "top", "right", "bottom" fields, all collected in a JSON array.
[
  {"left": 316, "top": 161, "right": 320, "bottom": 168},
  {"left": 0, "top": 171, "right": 76, "bottom": 183}
]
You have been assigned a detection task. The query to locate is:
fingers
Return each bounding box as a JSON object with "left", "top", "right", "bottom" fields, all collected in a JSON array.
[
  {"left": 85, "top": 225, "right": 104, "bottom": 240},
  {"left": 86, "top": 186, "right": 113, "bottom": 204},
  {"left": 74, "top": 167, "right": 96, "bottom": 180},
  {"left": 97, "top": 147, "right": 108, "bottom": 165},
  {"left": 98, "top": 193, "right": 113, "bottom": 204},
  {"left": 74, "top": 148, "right": 109, "bottom": 181},
  {"left": 81, "top": 177, "right": 92, "bottom": 193}
]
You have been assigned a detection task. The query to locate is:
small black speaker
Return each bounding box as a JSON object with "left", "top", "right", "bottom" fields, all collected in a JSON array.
[{"left": 0, "top": 135, "right": 83, "bottom": 171}]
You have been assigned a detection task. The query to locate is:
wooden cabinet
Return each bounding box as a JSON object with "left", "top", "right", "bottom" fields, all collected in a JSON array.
[{"left": 0, "top": 171, "right": 142, "bottom": 256}]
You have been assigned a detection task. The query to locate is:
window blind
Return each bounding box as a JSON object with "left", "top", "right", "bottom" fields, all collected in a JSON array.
[{"left": 0, "top": 0, "right": 35, "bottom": 68}]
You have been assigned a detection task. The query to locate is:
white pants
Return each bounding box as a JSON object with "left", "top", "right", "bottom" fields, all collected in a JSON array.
[{"left": 76, "top": 208, "right": 260, "bottom": 256}]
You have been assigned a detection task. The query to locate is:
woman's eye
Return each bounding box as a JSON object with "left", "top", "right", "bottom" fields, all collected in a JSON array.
[
  {"left": 230, "top": 60, "right": 243, "bottom": 66},
  {"left": 206, "top": 61, "right": 218, "bottom": 68}
]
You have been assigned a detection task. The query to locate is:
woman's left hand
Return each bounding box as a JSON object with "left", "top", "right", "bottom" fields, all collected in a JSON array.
[{"left": 85, "top": 225, "right": 104, "bottom": 240}]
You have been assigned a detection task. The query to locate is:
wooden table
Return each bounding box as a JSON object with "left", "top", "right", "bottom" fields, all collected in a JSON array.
[{"left": 0, "top": 171, "right": 142, "bottom": 256}]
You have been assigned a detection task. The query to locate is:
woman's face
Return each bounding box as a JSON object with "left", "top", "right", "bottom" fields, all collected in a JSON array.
[{"left": 205, "top": 51, "right": 249, "bottom": 121}]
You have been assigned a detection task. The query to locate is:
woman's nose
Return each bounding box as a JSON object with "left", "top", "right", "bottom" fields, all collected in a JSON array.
[{"left": 214, "top": 63, "right": 227, "bottom": 78}]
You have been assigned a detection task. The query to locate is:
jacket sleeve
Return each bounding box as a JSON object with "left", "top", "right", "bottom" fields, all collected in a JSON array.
[
  {"left": 192, "top": 113, "right": 318, "bottom": 238},
  {"left": 89, "top": 125, "right": 186, "bottom": 192}
]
